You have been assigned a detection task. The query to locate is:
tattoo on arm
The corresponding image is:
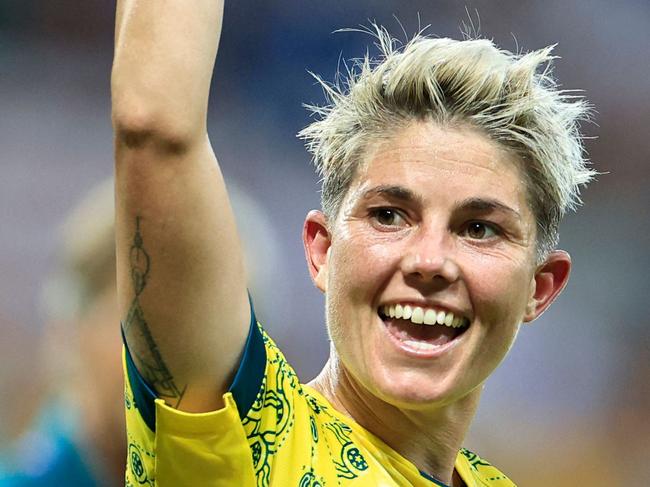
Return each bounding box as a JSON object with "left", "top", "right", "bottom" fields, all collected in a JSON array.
[{"left": 123, "top": 217, "right": 187, "bottom": 408}]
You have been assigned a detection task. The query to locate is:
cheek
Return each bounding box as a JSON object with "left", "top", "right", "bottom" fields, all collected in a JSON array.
[
  {"left": 330, "top": 235, "right": 396, "bottom": 292},
  {"left": 466, "top": 256, "right": 533, "bottom": 325},
  {"left": 325, "top": 237, "right": 400, "bottom": 339},
  {"left": 463, "top": 267, "right": 531, "bottom": 376}
]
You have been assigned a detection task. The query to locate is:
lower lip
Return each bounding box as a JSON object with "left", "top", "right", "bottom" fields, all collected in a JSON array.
[{"left": 380, "top": 316, "right": 466, "bottom": 359}]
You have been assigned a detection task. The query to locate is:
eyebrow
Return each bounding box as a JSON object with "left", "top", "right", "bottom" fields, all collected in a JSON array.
[
  {"left": 360, "top": 185, "right": 423, "bottom": 206},
  {"left": 359, "top": 186, "right": 521, "bottom": 219},
  {"left": 456, "top": 197, "right": 521, "bottom": 219}
]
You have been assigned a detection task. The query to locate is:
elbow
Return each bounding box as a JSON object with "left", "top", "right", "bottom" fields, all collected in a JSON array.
[{"left": 112, "top": 102, "right": 200, "bottom": 156}]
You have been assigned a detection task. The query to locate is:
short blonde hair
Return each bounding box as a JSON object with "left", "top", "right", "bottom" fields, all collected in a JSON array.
[{"left": 298, "top": 26, "right": 595, "bottom": 257}]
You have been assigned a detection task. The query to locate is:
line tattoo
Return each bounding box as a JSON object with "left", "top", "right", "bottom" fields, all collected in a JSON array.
[{"left": 123, "top": 217, "right": 187, "bottom": 408}]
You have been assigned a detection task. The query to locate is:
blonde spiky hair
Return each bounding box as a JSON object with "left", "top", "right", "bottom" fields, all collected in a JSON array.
[{"left": 298, "top": 25, "right": 595, "bottom": 258}]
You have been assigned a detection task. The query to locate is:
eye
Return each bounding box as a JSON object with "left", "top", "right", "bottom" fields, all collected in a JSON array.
[
  {"left": 370, "top": 208, "right": 407, "bottom": 228},
  {"left": 463, "top": 221, "right": 499, "bottom": 240}
]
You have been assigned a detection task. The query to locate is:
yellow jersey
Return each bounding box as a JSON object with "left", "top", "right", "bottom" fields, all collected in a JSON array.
[{"left": 123, "top": 312, "right": 515, "bottom": 487}]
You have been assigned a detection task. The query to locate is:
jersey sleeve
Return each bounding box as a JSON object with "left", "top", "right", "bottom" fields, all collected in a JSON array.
[{"left": 122, "top": 301, "right": 268, "bottom": 486}]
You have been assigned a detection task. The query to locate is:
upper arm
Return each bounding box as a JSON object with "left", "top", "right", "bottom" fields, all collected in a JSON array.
[{"left": 115, "top": 131, "right": 250, "bottom": 413}]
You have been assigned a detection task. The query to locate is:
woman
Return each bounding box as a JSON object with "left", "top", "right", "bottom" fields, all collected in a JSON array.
[{"left": 111, "top": 1, "right": 594, "bottom": 485}]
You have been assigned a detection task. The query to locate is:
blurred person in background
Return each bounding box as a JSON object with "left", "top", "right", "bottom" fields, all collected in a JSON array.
[
  {"left": 0, "top": 180, "right": 124, "bottom": 486},
  {"left": 112, "top": 1, "right": 595, "bottom": 486}
]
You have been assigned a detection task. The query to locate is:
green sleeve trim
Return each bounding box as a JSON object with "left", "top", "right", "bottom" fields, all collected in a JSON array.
[{"left": 228, "top": 296, "right": 266, "bottom": 418}]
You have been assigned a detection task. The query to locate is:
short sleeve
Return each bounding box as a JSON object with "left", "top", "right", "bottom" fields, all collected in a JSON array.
[
  {"left": 122, "top": 299, "right": 266, "bottom": 431},
  {"left": 122, "top": 300, "right": 269, "bottom": 486}
]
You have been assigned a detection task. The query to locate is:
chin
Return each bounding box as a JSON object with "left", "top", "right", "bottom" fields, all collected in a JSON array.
[{"left": 367, "top": 365, "right": 467, "bottom": 410}]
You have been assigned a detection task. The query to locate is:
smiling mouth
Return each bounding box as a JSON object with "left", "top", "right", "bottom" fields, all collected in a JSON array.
[{"left": 378, "top": 304, "right": 470, "bottom": 352}]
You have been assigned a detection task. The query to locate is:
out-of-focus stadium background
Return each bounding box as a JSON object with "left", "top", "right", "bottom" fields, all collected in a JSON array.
[{"left": 1, "top": 0, "right": 648, "bottom": 485}]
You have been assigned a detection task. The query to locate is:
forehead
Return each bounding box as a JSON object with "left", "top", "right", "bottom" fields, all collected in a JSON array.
[{"left": 348, "top": 122, "right": 529, "bottom": 212}]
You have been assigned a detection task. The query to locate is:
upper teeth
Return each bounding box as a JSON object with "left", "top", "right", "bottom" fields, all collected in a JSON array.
[{"left": 381, "top": 304, "right": 468, "bottom": 328}]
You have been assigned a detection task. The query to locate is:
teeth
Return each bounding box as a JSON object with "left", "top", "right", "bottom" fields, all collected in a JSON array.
[
  {"left": 411, "top": 307, "right": 424, "bottom": 324},
  {"left": 395, "top": 304, "right": 403, "bottom": 319},
  {"left": 423, "top": 309, "right": 436, "bottom": 325},
  {"left": 381, "top": 303, "right": 469, "bottom": 329},
  {"left": 402, "top": 305, "right": 413, "bottom": 320}
]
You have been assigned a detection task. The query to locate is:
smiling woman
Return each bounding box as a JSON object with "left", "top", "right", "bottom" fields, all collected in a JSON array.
[
  {"left": 304, "top": 123, "right": 553, "bottom": 416},
  {"left": 112, "top": 1, "right": 594, "bottom": 485}
]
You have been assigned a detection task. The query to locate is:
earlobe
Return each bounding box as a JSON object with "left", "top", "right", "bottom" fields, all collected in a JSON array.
[
  {"left": 302, "top": 210, "right": 331, "bottom": 293},
  {"left": 523, "top": 250, "right": 572, "bottom": 323}
]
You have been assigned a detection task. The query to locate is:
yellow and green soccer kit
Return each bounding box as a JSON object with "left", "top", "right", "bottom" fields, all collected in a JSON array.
[{"left": 123, "top": 307, "right": 516, "bottom": 486}]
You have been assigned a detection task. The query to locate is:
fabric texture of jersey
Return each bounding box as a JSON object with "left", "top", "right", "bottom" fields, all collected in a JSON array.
[{"left": 123, "top": 309, "right": 516, "bottom": 487}]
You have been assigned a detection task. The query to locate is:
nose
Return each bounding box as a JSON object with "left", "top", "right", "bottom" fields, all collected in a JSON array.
[{"left": 400, "top": 229, "right": 460, "bottom": 284}]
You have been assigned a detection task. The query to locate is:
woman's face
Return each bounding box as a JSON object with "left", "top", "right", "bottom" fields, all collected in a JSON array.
[{"left": 308, "top": 121, "right": 549, "bottom": 409}]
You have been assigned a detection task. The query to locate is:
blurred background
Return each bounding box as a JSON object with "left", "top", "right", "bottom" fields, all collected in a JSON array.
[{"left": 0, "top": 0, "right": 648, "bottom": 485}]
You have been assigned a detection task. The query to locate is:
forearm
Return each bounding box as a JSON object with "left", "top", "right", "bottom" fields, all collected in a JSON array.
[
  {"left": 111, "top": 0, "right": 224, "bottom": 141},
  {"left": 111, "top": 0, "right": 251, "bottom": 412}
]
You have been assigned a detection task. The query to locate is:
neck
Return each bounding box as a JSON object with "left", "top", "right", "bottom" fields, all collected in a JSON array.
[{"left": 307, "top": 356, "right": 481, "bottom": 486}]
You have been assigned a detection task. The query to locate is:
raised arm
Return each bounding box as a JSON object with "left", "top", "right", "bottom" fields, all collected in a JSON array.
[{"left": 111, "top": 0, "right": 250, "bottom": 413}]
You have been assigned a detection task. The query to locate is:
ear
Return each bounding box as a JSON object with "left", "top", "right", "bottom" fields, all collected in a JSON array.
[
  {"left": 523, "top": 250, "right": 572, "bottom": 323},
  {"left": 302, "top": 210, "right": 331, "bottom": 293}
]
